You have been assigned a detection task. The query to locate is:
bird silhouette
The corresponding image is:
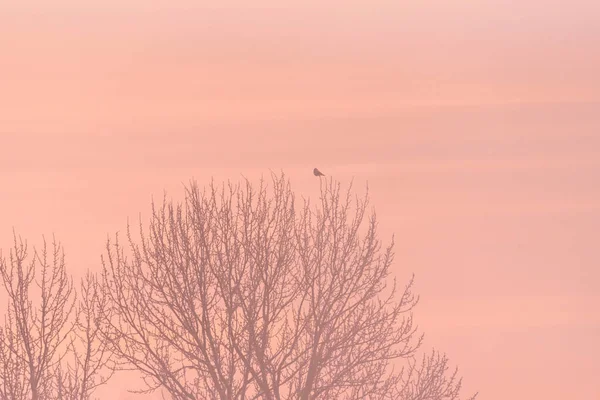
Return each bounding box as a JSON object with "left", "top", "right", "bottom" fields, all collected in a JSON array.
[{"left": 313, "top": 168, "right": 325, "bottom": 177}]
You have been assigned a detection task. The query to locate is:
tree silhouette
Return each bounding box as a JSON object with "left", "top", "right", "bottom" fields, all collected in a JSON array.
[
  {"left": 100, "top": 174, "right": 476, "bottom": 400},
  {"left": 0, "top": 235, "right": 113, "bottom": 400}
]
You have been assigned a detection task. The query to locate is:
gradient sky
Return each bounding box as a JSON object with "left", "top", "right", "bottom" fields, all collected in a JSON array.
[{"left": 1, "top": 1, "right": 599, "bottom": 399}]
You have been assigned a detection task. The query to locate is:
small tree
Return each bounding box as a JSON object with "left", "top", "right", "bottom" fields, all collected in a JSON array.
[
  {"left": 57, "top": 271, "right": 115, "bottom": 400},
  {"left": 101, "top": 174, "right": 476, "bottom": 400},
  {"left": 0, "top": 234, "right": 113, "bottom": 400}
]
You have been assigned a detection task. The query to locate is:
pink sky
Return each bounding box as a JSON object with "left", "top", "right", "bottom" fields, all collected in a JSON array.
[{"left": 1, "top": 1, "right": 599, "bottom": 399}]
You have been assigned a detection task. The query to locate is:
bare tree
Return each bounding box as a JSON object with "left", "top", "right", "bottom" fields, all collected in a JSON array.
[
  {"left": 101, "top": 174, "right": 476, "bottom": 400},
  {"left": 0, "top": 234, "right": 113, "bottom": 400},
  {"left": 57, "top": 271, "right": 115, "bottom": 400}
]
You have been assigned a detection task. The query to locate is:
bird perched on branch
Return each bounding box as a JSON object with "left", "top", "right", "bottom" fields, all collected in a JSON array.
[{"left": 313, "top": 168, "right": 325, "bottom": 177}]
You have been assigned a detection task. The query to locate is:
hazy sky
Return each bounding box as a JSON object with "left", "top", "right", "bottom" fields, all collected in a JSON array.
[{"left": 1, "top": 1, "right": 599, "bottom": 399}]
